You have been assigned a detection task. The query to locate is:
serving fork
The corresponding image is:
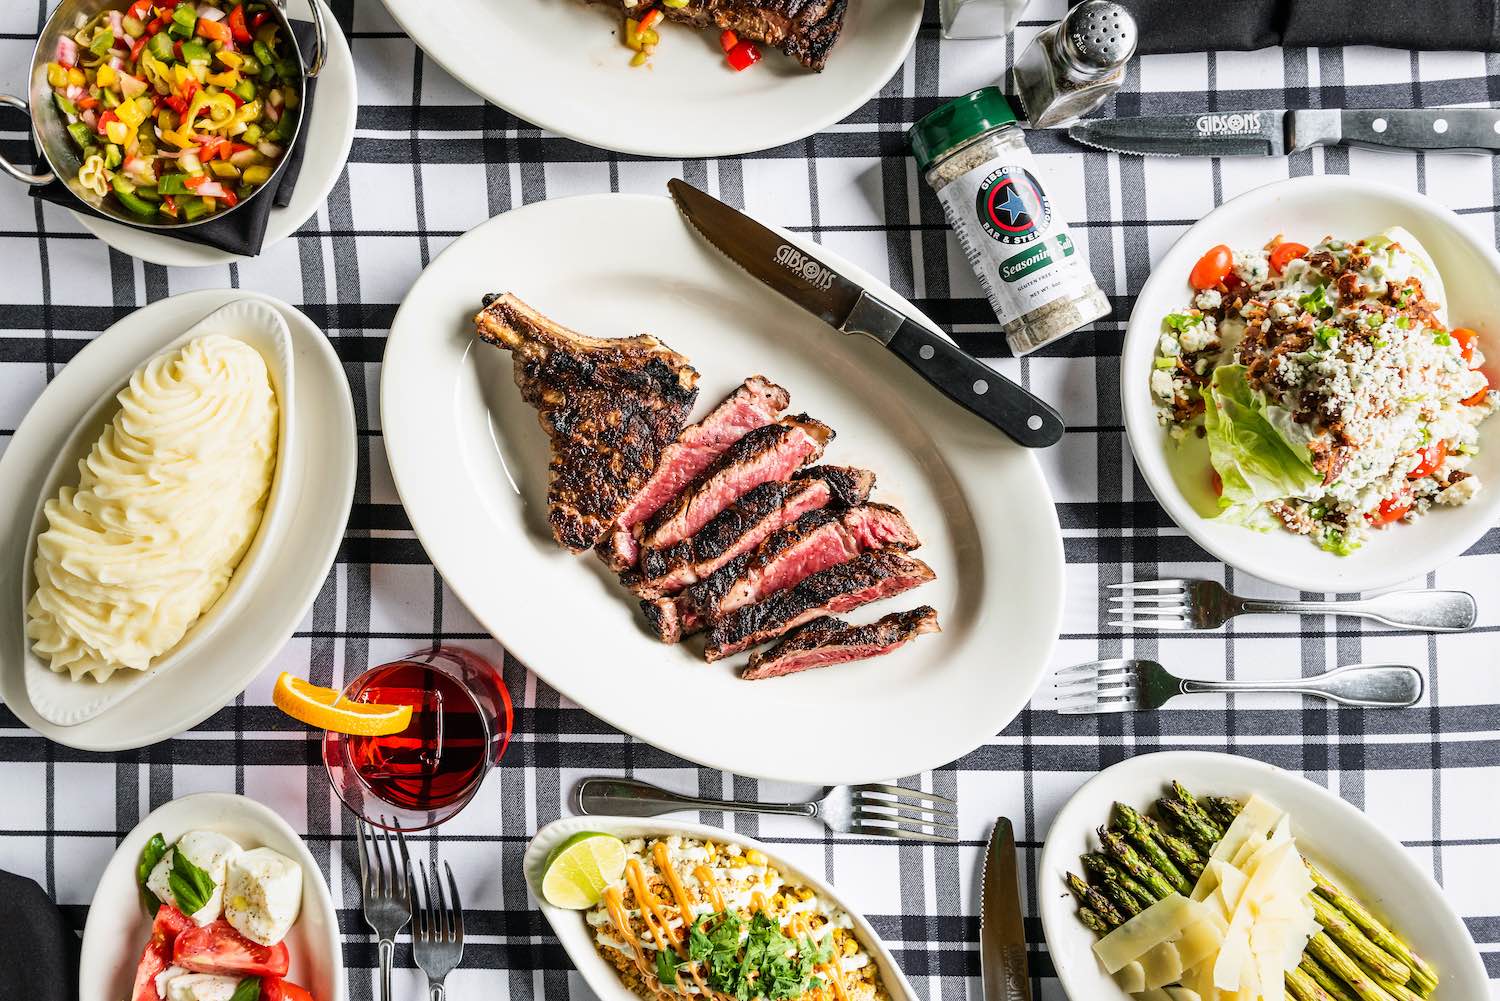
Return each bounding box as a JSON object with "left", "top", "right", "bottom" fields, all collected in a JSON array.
[
  {"left": 576, "top": 776, "right": 958, "bottom": 844},
  {"left": 410, "top": 857, "right": 465, "bottom": 1001},
  {"left": 1050, "top": 659, "right": 1425, "bottom": 713},
  {"left": 1109, "top": 579, "right": 1477, "bottom": 632},
  {"left": 355, "top": 818, "right": 412, "bottom": 1001}
]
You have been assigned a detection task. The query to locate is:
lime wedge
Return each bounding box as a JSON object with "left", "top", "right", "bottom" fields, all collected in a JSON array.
[{"left": 542, "top": 832, "right": 627, "bottom": 909}]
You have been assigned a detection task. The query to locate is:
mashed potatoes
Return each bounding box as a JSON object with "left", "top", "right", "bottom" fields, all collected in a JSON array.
[{"left": 26, "top": 334, "right": 278, "bottom": 681}]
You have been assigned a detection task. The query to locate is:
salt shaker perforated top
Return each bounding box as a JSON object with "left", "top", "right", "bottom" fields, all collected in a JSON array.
[{"left": 1012, "top": 0, "right": 1137, "bottom": 129}]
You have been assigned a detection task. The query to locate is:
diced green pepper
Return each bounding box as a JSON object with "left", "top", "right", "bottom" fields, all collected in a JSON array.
[
  {"left": 66, "top": 121, "right": 93, "bottom": 149},
  {"left": 233, "top": 78, "right": 257, "bottom": 102},
  {"left": 182, "top": 197, "right": 212, "bottom": 221},
  {"left": 275, "top": 58, "right": 298, "bottom": 81},
  {"left": 241, "top": 123, "right": 261, "bottom": 144},
  {"left": 169, "top": 3, "right": 197, "bottom": 38},
  {"left": 53, "top": 93, "right": 78, "bottom": 117},
  {"left": 112, "top": 175, "right": 158, "bottom": 218},
  {"left": 252, "top": 40, "right": 273, "bottom": 66},
  {"left": 104, "top": 143, "right": 123, "bottom": 169},
  {"left": 149, "top": 32, "right": 175, "bottom": 61},
  {"left": 270, "top": 110, "right": 294, "bottom": 142},
  {"left": 133, "top": 184, "right": 162, "bottom": 203},
  {"left": 123, "top": 14, "right": 146, "bottom": 37},
  {"left": 89, "top": 31, "right": 114, "bottom": 57},
  {"left": 180, "top": 40, "right": 211, "bottom": 63},
  {"left": 156, "top": 173, "right": 192, "bottom": 195},
  {"left": 101, "top": 88, "right": 120, "bottom": 109}
]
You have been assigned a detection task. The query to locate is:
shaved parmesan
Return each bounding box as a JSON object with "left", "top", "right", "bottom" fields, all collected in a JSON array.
[
  {"left": 1115, "top": 961, "right": 1147, "bottom": 993},
  {"left": 1165, "top": 990, "right": 1202, "bottom": 1001},
  {"left": 1137, "top": 990, "right": 1174, "bottom": 1001},
  {"left": 1143, "top": 942, "right": 1185, "bottom": 991},
  {"left": 1194, "top": 795, "right": 1281, "bottom": 900},
  {"left": 1093, "top": 894, "right": 1210, "bottom": 973},
  {"left": 1176, "top": 919, "right": 1224, "bottom": 970}
]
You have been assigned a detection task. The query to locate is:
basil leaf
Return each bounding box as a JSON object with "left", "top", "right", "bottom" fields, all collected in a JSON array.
[
  {"left": 229, "top": 977, "right": 262, "bottom": 1001},
  {"left": 168, "top": 847, "right": 216, "bottom": 917},
  {"left": 137, "top": 833, "right": 168, "bottom": 917}
]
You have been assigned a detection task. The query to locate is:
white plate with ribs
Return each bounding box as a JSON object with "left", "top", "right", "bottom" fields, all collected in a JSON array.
[{"left": 381, "top": 192, "right": 1064, "bottom": 784}]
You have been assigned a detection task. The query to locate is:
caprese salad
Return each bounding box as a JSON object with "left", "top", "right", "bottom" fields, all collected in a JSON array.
[{"left": 130, "top": 829, "right": 315, "bottom": 1001}]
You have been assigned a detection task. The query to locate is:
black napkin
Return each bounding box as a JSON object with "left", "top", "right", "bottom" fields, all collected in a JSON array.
[
  {"left": 28, "top": 19, "right": 318, "bottom": 257},
  {"left": 1075, "top": 0, "right": 1500, "bottom": 54},
  {"left": 0, "top": 870, "right": 79, "bottom": 1001}
]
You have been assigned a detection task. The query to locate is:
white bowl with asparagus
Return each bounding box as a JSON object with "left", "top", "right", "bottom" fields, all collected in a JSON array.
[{"left": 1037, "top": 751, "right": 1487, "bottom": 1001}]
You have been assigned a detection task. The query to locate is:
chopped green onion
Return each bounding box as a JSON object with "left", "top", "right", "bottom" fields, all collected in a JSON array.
[{"left": 1434, "top": 331, "right": 1453, "bottom": 346}]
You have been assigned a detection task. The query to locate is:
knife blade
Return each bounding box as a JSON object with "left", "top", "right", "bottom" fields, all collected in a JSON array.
[
  {"left": 1070, "top": 108, "right": 1500, "bottom": 157},
  {"left": 666, "top": 178, "right": 1065, "bottom": 448},
  {"left": 981, "top": 817, "right": 1031, "bottom": 1001}
]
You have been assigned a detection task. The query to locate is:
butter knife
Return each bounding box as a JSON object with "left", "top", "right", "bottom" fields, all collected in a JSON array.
[
  {"left": 667, "top": 178, "right": 1065, "bottom": 448},
  {"left": 1070, "top": 108, "right": 1500, "bottom": 157},
  {"left": 982, "top": 817, "right": 1032, "bottom": 1001}
]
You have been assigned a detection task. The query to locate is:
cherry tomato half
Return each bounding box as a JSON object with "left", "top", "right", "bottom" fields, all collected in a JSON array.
[
  {"left": 1210, "top": 470, "right": 1223, "bottom": 497},
  {"left": 1189, "top": 244, "right": 1234, "bottom": 291},
  {"left": 1371, "top": 495, "right": 1412, "bottom": 525},
  {"left": 1268, "top": 241, "right": 1309, "bottom": 274},
  {"left": 1452, "top": 327, "right": 1478, "bottom": 366},
  {"left": 1408, "top": 440, "right": 1447, "bottom": 480}
]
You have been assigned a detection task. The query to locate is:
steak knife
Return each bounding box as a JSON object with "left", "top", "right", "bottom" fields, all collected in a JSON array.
[
  {"left": 1070, "top": 108, "right": 1500, "bottom": 157},
  {"left": 667, "top": 179, "right": 1065, "bottom": 448},
  {"left": 982, "top": 817, "right": 1031, "bottom": 1001}
]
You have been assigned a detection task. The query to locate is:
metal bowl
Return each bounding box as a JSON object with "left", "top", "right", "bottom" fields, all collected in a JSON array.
[{"left": 0, "top": 0, "right": 325, "bottom": 229}]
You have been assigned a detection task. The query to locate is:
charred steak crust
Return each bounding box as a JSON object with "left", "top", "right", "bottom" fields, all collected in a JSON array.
[
  {"left": 741, "top": 605, "right": 940, "bottom": 680},
  {"left": 704, "top": 549, "right": 935, "bottom": 661},
  {"left": 595, "top": 375, "right": 790, "bottom": 571},
  {"left": 587, "top": 0, "right": 848, "bottom": 71},
  {"left": 637, "top": 413, "right": 834, "bottom": 551},
  {"left": 474, "top": 293, "right": 700, "bottom": 553}
]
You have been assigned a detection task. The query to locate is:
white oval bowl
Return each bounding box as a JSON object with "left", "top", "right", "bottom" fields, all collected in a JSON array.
[
  {"left": 1037, "top": 750, "right": 1489, "bottom": 1001},
  {"left": 1122, "top": 175, "right": 1500, "bottom": 592},
  {"left": 79, "top": 792, "right": 345, "bottom": 1001},
  {"left": 524, "top": 816, "right": 921, "bottom": 1001},
  {"left": 21, "top": 299, "right": 296, "bottom": 726}
]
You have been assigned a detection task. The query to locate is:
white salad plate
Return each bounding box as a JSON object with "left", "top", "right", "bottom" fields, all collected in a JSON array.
[
  {"left": 1037, "top": 751, "right": 1489, "bottom": 1001},
  {"left": 75, "top": 0, "right": 356, "bottom": 268},
  {"left": 1123, "top": 175, "right": 1500, "bottom": 593},
  {"left": 79, "top": 793, "right": 345, "bottom": 1001},
  {"left": 381, "top": 192, "right": 1064, "bottom": 785},
  {"left": 0, "top": 289, "right": 356, "bottom": 750},
  {"left": 21, "top": 299, "right": 296, "bottom": 727},
  {"left": 377, "top": 0, "right": 920, "bottom": 158},
  {"left": 524, "top": 815, "right": 920, "bottom": 1001}
]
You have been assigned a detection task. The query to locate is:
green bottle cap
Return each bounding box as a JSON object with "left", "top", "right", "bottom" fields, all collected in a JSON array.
[{"left": 907, "top": 87, "right": 1020, "bottom": 172}]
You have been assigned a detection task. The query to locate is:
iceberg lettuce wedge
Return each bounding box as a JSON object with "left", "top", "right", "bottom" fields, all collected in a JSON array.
[{"left": 1203, "top": 365, "right": 1323, "bottom": 526}]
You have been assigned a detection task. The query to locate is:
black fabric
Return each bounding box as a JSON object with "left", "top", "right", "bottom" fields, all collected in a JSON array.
[
  {"left": 0, "top": 870, "right": 79, "bottom": 1001},
  {"left": 27, "top": 19, "right": 317, "bottom": 257},
  {"left": 1077, "top": 0, "right": 1500, "bottom": 54}
]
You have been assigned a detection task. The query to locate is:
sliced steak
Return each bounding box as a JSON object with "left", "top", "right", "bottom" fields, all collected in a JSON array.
[
  {"left": 632, "top": 466, "right": 875, "bottom": 603},
  {"left": 741, "top": 605, "right": 940, "bottom": 680},
  {"left": 596, "top": 376, "right": 789, "bottom": 571},
  {"left": 642, "top": 500, "right": 915, "bottom": 643},
  {"left": 703, "top": 549, "right": 935, "bottom": 662},
  {"left": 474, "top": 293, "right": 699, "bottom": 553},
  {"left": 587, "top": 0, "right": 848, "bottom": 71},
  {"left": 637, "top": 414, "right": 832, "bottom": 552}
]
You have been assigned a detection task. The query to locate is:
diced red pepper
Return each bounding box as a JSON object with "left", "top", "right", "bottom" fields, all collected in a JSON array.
[
  {"left": 76, "top": 95, "right": 100, "bottom": 111},
  {"left": 161, "top": 194, "right": 178, "bottom": 217},
  {"left": 183, "top": 173, "right": 209, "bottom": 189},
  {"left": 163, "top": 95, "right": 188, "bottom": 114},
  {"left": 96, "top": 109, "right": 119, "bottom": 136},
  {"left": 224, "top": 89, "right": 245, "bottom": 107},
  {"left": 719, "top": 29, "right": 738, "bottom": 52},
  {"left": 197, "top": 17, "right": 232, "bottom": 43},
  {"left": 130, "top": 34, "right": 149, "bottom": 61},
  {"left": 251, "top": 10, "right": 272, "bottom": 28},
  {"left": 147, "top": 14, "right": 169, "bottom": 35},
  {"left": 228, "top": 142, "right": 253, "bottom": 154},
  {"left": 637, "top": 8, "right": 663, "bottom": 31},
  {"left": 174, "top": 39, "right": 184, "bottom": 60},
  {"left": 127, "top": 0, "right": 152, "bottom": 18},
  {"left": 222, "top": 189, "right": 238, "bottom": 208},
  {"left": 227, "top": 5, "right": 253, "bottom": 43},
  {"left": 726, "top": 40, "right": 760, "bottom": 71}
]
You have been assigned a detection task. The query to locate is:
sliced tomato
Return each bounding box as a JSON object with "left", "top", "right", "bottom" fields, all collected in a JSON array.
[
  {"left": 131, "top": 906, "right": 193, "bottom": 1001},
  {"left": 174, "top": 920, "right": 290, "bottom": 978},
  {"left": 1268, "top": 241, "right": 1309, "bottom": 274},
  {"left": 263, "top": 979, "right": 317, "bottom": 1001},
  {"left": 1408, "top": 440, "right": 1447, "bottom": 480},
  {"left": 1451, "top": 327, "right": 1478, "bottom": 366},
  {"left": 1371, "top": 495, "right": 1411, "bottom": 525},
  {"left": 154, "top": 904, "right": 193, "bottom": 941},
  {"left": 1189, "top": 244, "right": 1233, "bottom": 291}
]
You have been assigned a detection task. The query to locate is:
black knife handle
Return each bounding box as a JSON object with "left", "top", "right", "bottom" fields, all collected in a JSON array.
[
  {"left": 1339, "top": 109, "right": 1500, "bottom": 154},
  {"left": 885, "top": 318, "right": 1064, "bottom": 448}
]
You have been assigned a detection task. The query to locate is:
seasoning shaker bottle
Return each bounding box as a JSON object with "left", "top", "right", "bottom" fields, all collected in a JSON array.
[
  {"left": 940, "top": 0, "right": 1033, "bottom": 39},
  {"left": 908, "top": 87, "right": 1110, "bottom": 356},
  {"left": 1012, "top": 0, "right": 1137, "bottom": 128}
]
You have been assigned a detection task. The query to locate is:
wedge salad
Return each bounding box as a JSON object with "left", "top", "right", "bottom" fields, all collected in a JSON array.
[
  {"left": 130, "top": 828, "right": 315, "bottom": 1001},
  {"left": 1065, "top": 782, "right": 1438, "bottom": 1001},
  {"left": 1151, "top": 228, "right": 1496, "bottom": 554}
]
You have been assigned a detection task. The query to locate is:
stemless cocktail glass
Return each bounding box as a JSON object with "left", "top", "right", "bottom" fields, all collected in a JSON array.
[{"left": 323, "top": 645, "right": 512, "bottom": 830}]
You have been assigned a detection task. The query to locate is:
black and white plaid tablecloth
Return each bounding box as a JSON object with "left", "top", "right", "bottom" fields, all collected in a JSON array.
[{"left": 1, "top": 0, "right": 1496, "bottom": 997}]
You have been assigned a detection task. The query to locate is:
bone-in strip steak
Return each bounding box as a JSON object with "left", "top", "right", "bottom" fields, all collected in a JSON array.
[
  {"left": 741, "top": 605, "right": 940, "bottom": 680},
  {"left": 588, "top": 0, "right": 849, "bottom": 71},
  {"left": 643, "top": 500, "right": 915, "bottom": 643},
  {"left": 638, "top": 414, "right": 832, "bottom": 552},
  {"left": 631, "top": 465, "right": 874, "bottom": 601},
  {"left": 704, "top": 549, "right": 935, "bottom": 662},
  {"left": 597, "top": 376, "right": 789, "bottom": 571},
  {"left": 473, "top": 294, "right": 699, "bottom": 553}
]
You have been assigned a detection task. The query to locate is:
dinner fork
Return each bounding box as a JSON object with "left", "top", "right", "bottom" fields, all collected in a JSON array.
[
  {"left": 355, "top": 818, "right": 412, "bottom": 1001},
  {"left": 1108, "top": 579, "right": 1477, "bottom": 632},
  {"left": 576, "top": 776, "right": 958, "bottom": 844},
  {"left": 410, "top": 857, "right": 465, "bottom": 1001},
  {"left": 1049, "top": 659, "right": 1425, "bottom": 713}
]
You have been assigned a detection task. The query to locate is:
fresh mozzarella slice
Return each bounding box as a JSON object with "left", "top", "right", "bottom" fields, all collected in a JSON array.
[
  {"left": 223, "top": 846, "right": 303, "bottom": 946},
  {"left": 164, "top": 974, "right": 242, "bottom": 1001},
  {"left": 1141, "top": 941, "right": 1185, "bottom": 991},
  {"left": 1092, "top": 893, "right": 1209, "bottom": 973},
  {"left": 154, "top": 965, "right": 187, "bottom": 999},
  {"left": 1114, "top": 960, "right": 1146, "bottom": 993},
  {"left": 146, "top": 831, "right": 243, "bottom": 925}
]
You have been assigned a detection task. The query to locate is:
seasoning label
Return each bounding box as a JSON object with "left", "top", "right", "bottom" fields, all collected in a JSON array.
[{"left": 935, "top": 153, "right": 1098, "bottom": 338}]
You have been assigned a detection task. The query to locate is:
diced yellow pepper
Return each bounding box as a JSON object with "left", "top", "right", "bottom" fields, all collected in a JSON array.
[
  {"left": 242, "top": 165, "right": 271, "bottom": 186},
  {"left": 171, "top": 64, "right": 193, "bottom": 89},
  {"left": 67, "top": 67, "right": 86, "bottom": 87},
  {"left": 104, "top": 119, "right": 129, "bottom": 145},
  {"left": 206, "top": 70, "right": 239, "bottom": 88},
  {"left": 95, "top": 64, "right": 117, "bottom": 88},
  {"left": 209, "top": 160, "right": 239, "bottom": 179},
  {"left": 47, "top": 63, "right": 69, "bottom": 89},
  {"left": 215, "top": 49, "right": 243, "bottom": 69},
  {"left": 115, "top": 98, "right": 146, "bottom": 128}
]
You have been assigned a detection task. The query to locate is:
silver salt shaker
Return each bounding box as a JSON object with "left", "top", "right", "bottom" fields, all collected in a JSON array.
[
  {"left": 940, "top": 0, "right": 1033, "bottom": 38},
  {"left": 1012, "top": 0, "right": 1137, "bottom": 129}
]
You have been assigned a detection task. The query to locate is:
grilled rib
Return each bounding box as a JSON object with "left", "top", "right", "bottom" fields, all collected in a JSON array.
[
  {"left": 597, "top": 376, "right": 790, "bottom": 571},
  {"left": 703, "top": 549, "right": 935, "bottom": 662},
  {"left": 474, "top": 293, "right": 699, "bottom": 553},
  {"left": 741, "top": 605, "right": 940, "bottom": 680},
  {"left": 589, "top": 0, "right": 849, "bottom": 71}
]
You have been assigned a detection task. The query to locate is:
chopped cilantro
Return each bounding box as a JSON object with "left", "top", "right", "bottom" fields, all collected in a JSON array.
[
  {"left": 1298, "top": 284, "right": 1332, "bottom": 317},
  {"left": 1396, "top": 316, "right": 1412, "bottom": 329},
  {"left": 682, "top": 910, "right": 834, "bottom": 1001},
  {"left": 1163, "top": 313, "right": 1203, "bottom": 334},
  {"left": 1434, "top": 330, "right": 1453, "bottom": 346},
  {"left": 657, "top": 949, "right": 682, "bottom": 986}
]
